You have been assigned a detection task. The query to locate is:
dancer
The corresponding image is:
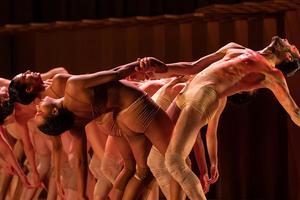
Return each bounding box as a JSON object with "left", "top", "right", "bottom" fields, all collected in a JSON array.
[
  {"left": 34, "top": 61, "right": 183, "bottom": 199},
  {"left": 138, "top": 36, "right": 300, "bottom": 199}
]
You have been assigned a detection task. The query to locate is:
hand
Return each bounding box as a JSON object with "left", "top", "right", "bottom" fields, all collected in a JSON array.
[
  {"left": 208, "top": 165, "right": 219, "bottom": 184},
  {"left": 127, "top": 71, "right": 149, "bottom": 81},
  {"left": 137, "top": 57, "right": 168, "bottom": 74},
  {"left": 199, "top": 173, "right": 210, "bottom": 194}
]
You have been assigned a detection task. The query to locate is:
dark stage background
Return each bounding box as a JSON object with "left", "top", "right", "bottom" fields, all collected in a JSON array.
[{"left": 0, "top": 0, "right": 299, "bottom": 200}]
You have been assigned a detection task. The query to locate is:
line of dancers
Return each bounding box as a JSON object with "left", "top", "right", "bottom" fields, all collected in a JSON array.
[{"left": 0, "top": 36, "right": 299, "bottom": 200}]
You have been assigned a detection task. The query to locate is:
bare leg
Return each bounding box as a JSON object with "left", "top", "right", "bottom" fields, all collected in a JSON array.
[
  {"left": 165, "top": 89, "right": 219, "bottom": 200},
  {"left": 89, "top": 155, "right": 112, "bottom": 200},
  {"left": 101, "top": 136, "right": 123, "bottom": 184},
  {"left": 121, "top": 133, "right": 153, "bottom": 200},
  {"left": 165, "top": 106, "right": 206, "bottom": 200},
  {"left": 145, "top": 181, "right": 159, "bottom": 200},
  {"left": 144, "top": 109, "right": 184, "bottom": 200},
  {"left": 109, "top": 136, "right": 135, "bottom": 200}
]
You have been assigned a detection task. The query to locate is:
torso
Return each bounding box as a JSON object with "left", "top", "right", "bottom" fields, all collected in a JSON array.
[
  {"left": 186, "top": 48, "right": 272, "bottom": 98},
  {"left": 64, "top": 80, "right": 146, "bottom": 127},
  {"left": 27, "top": 119, "right": 52, "bottom": 156}
]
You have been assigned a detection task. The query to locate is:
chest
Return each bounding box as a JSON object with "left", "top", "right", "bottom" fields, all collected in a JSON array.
[{"left": 240, "top": 73, "right": 265, "bottom": 85}]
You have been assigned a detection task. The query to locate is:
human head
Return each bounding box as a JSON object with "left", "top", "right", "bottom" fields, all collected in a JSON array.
[
  {"left": 0, "top": 87, "right": 14, "bottom": 125},
  {"left": 9, "top": 70, "right": 44, "bottom": 105},
  {"left": 267, "top": 36, "right": 300, "bottom": 77},
  {"left": 36, "top": 96, "right": 74, "bottom": 136}
]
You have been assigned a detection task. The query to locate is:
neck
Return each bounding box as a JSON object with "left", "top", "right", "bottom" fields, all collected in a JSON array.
[{"left": 258, "top": 47, "right": 279, "bottom": 67}]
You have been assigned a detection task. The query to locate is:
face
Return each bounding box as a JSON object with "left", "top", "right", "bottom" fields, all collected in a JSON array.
[
  {"left": 271, "top": 37, "right": 300, "bottom": 76},
  {"left": 271, "top": 36, "right": 300, "bottom": 60},
  {"left": 13, "top": 70, "right": 43, "bottom": 92},
  {"left": 35, "top": 96, "right": 59, "bottom": 126}
]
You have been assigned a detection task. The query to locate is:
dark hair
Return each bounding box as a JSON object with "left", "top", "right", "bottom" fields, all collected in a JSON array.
[
  {"left": 228, "top": 91, "right": 256, "bottom": 105},
  {"left": 269, "top": 36, "right": 300, "bottom": 77},
  {"left": 276, "top": 58, "right": 300, "bottom": 77},
  {"left": 38, "top": 107, "right": 74, "bottom": 136},
  {"left": 0, "top": 99, "right": 14, "bottom": 125},
  {"left": 8, "top": 80, "right": 40, "bottom": 105}
]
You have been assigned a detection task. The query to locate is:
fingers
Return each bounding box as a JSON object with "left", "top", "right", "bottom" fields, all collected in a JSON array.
[
  {"left": 208, "top": 167, "right": 219, "bottom": 184},
  {"left": 137, "top": 57, "right": 152, "bottom": 71},
  {"left": 202, "top": 174, "right": 210, "bottom": 193}
]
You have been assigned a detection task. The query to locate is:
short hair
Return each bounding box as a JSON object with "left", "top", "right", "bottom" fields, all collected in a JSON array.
[
  {"left": 8, "top": 80, "right": 39, "bottom": 105},
  {"left": 268, "top": 36, "right": 300, "bottom": 77},
  {"left": 38, "top": 107, "right": 75, "bottom": 136},
  {"left": 0, "top": 99, "right": 14, "bottom": 125}
]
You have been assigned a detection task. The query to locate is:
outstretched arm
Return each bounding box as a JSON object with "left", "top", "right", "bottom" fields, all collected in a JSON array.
[
  {"left": 69, "top": 61, "right": 143, "bottom": 89},
  {"left": 165, "top": 52, "right": 224, "bottom": 76},
  {"left": 205, "top": 97, "right": 227, "bottom": 184},
  {"left": 265, "top": 70, "right": 300, "bottom": 126},
  {"left": 137, "top": 42, "right": 246, "bottom": 78}
]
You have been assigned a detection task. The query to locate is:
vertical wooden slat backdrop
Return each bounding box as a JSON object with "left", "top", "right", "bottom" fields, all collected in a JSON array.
[{"left": 0, "top": 8, "right": 299, "bottom": 199}]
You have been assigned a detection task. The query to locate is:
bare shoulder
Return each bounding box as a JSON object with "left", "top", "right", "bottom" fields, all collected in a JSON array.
[
  {"left": 66, "top": 75, "right": 82, "bottom": 86},
  {"left": 65, "top": 75, "right": 88, "bottom": 94},
  {"left": 53, "top": 73, "right": 71, "bottom": 86},
  {"left": 0, "top": 78, "right": 10, "bottom": 87},
  {"left": 238, "top": 49, "right": 269, "bottom": 66},
  {"left": 217, "top": 42, "right": 246, "bottom": 54}
]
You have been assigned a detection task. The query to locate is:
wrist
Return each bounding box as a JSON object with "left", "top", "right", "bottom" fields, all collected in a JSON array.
[{"left": 210, "top": 162, "right": 218, "bottom": 167}]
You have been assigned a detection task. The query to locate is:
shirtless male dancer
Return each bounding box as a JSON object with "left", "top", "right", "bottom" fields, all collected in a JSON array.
[{"left": 137, "top": 36, "right": 300, "bottom": 199}]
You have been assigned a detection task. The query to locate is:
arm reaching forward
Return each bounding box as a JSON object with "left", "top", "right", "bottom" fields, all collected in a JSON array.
[{"left": 265, "top": 69, "right": 300, "bottom": 126}]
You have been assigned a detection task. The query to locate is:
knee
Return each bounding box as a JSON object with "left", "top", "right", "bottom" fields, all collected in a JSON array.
[
  {"left": 121, "top": 159, "right": 136, "bottom": 177},
  {"left": 147, "top": 148, "right": 164, "bottom": 170},
  {"left": 101, "top": 155, "right": 122, "bottom": 183},
  {"left": 134, "top": 166, "right": 152, "bottom": 182},
  {"left": 165, "top": 151, "right": 186, "bottom": 175},
  {"left": 94, "top": 180, "right": 112, "bottom": 199}
]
